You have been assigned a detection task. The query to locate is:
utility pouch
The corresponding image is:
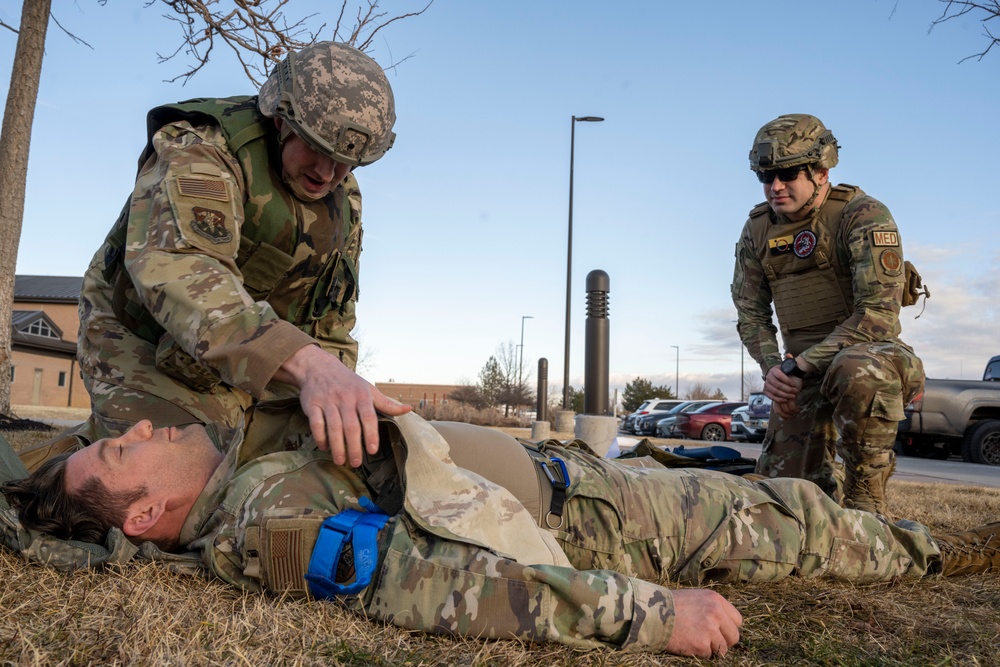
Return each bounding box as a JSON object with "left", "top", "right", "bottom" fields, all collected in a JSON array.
[
  {"left": 154, "top": 334, "right": 221, "bottom": 393},
  {"left": 235, "top": 235, "right": 294, "bottom": 302},
  {"left": 902, "top": 260, "right": 930, "bottom": 308},
  {"left": 305, "top": 498, "right": 390, "bottom": 598}
]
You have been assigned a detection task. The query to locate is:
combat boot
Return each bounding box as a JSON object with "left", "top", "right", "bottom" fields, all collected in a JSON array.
[
  {"left": 933, "top": 522, "right": 1000, "bottom": 576},
  {"left": 841, "top": 458, "right": 895, "bottom": 518}
]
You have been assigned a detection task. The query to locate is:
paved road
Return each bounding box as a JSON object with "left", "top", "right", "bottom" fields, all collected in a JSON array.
[
  {"left": 725, "top": 440, "right": 1000, "bottom": 488},
  {"left": 615, "top": 435, "right": 1000, "bottom": 488}
]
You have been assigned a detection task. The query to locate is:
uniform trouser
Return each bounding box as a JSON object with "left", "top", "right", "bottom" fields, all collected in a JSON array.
[
  {"left": 551, "top": 450, "right": 940, "bottom": 585},
  {"left": 755, "top": 342, "right": 924, "bottom": 500}
]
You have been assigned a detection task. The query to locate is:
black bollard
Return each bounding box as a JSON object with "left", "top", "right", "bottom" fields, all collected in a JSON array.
[
  {"left": 584, "top": 270, "right": 610, "bottom": 415},
  {"left": 536, "top": 358, "right": 548, "bottom": 423}
]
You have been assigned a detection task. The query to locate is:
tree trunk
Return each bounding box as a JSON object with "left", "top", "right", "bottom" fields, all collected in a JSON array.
[{"left": 0, "top": 0, "right": 51, "bottom": 415}]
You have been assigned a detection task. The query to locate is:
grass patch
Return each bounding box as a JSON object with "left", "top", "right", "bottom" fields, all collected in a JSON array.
[{"left": 2, "top": 428, "right": 998, "bottom": 665}]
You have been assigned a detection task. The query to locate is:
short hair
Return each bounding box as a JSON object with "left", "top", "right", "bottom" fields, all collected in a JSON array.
[{"left": 1, "top": 453, "right": 147, "bottom": 545}]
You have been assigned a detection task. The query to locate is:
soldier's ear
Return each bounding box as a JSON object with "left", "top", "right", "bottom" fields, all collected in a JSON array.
[{"left": 123, "top": 499, "right": 165, "bottom": 537}]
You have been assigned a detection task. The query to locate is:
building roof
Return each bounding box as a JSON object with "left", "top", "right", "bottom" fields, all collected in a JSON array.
[
  {"left": 11, "top": 310, "right": 76, "bottom": 354},
  {"left": 14, "top": 275, "right": 83, "bottom": 302}
]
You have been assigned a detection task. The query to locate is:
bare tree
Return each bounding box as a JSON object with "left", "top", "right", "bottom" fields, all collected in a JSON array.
[
  {"left": 931, "top": 1, "right": 1000, "bottom": 61},
  {"left": 0, "top": 0, "right": 51, "bottom": 416},
  {"left": 150, "top": 0, "right": 431, "bottom": 85},
  {"left": 0, "top": 1, "right": 428, "bottom": 415},
  {"left": 684, "top": 382, "right": 727, "bottom": 401}
]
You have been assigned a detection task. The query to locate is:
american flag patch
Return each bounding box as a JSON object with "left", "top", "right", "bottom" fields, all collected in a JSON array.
[
  {"left": 177, "top": 176, "right": 229, "bottom": 202},
  {"left": 268, "top": 528, "right": 304, "bottom": 592}
]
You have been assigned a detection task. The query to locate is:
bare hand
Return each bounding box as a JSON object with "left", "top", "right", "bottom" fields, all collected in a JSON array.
[
  {"left": 763, "top": 356, "right": 803, "bottom": 418},
  {"left": 273, "top": 345, "right": 411, "bottom": 466},
  {"left": 666, "top": 589, "right": 743, "bottom": 658},
  {"left": 771, "top": 398, "right": 799, "bottom": 419}
]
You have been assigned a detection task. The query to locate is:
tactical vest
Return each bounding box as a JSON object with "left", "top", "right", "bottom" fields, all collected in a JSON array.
[
  {"left": 747, "top": 185, "right": 862, "bottom": 355},
  {"left": 102, "top": 97, "right": 362, "bottom": 356}
]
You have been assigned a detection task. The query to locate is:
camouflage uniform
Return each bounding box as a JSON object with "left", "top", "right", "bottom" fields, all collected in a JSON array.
[
  {"left": 77, "top": 42, "right": 394, "bottom": 443},
  {"left": 79, "top": 110, "right": 360, "bottom": 441},
  {"left": 183, "top": 412, "right": 941, "bottom": 652},
  {"left": 732, "top": 116, "right": 924, "bottom": 512}
]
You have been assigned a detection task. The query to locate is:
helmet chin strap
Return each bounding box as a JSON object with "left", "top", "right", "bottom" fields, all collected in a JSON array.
[
  {"left": 282, "top": 170, "right": 324, "bottom": 202},
  {"left": 275, "top": 119, "right": 328, "bottom": 202},
  {"left": 791, "top": 164, "right": 824, "bottom": 218}
]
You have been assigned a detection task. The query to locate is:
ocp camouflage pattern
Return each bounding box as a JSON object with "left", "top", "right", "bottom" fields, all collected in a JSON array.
[
  {"left": 78, "top": 110, "right": 363, "bottom": 437},
  {"left": 182, "top": 412, "right": 942, "bottom": 652},
  {"left": 732, "top": 185, "right": 924, "bottom": 509}
]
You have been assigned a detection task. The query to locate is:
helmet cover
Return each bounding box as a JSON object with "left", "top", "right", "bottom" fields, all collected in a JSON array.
[
  {"left": 259, "top": 42, "right": 396, "bottom": 166},
  {"left": 749, "top": 114, "right": 839, "bottom": 172}
]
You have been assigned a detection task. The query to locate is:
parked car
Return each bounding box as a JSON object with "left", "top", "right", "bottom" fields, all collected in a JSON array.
[
  {"left": 740, "top": 392, "right": 772, "bottom": 444},
  {"left": 621, "top": 399, "right": 686, "bottom": 433},
  {"left": 672, "top": 402, "right": 747, "bottom": 441},
  {"left": 729, "top": 405, "right": 750, "bottom": 441},
  {"left": 633, "top": 403, "right": 694, "bottom": 436},
  {"left": 653, "top": 400, "right": 724, "bottom": 437}
]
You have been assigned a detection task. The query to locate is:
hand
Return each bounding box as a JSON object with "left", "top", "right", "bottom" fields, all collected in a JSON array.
[
  {"left": 665, "top": 589, "right": 743, "bottom": 658},
  {"left": 763, "top": 355, "right": 804, "bottom": 417},
  {"left": 771, "top": 398, "right": 799, "bottom": 419},
  {"left": 273, "top": 345, "right": 411, "bottom": 466}
]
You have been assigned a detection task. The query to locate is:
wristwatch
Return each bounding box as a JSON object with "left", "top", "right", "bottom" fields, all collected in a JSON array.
[{"left": 780, "top": 357, "right": 806, "bottom": 379}]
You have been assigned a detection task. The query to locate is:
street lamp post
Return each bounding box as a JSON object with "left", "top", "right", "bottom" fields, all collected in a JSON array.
[
  {"left": 563, "top": 114, "right": 604, "bottom": 408},
  {"left": 740, "top": 345, "right": 745, "bottom": 401},
  {"left": 518, "top": 315, "right": 533, "bottom": 388},
  {"left": 670, "top": 345, "right": 679, "bottom": 398}
]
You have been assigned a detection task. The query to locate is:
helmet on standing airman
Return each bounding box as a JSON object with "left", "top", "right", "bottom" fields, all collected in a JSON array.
[{"left": 748, "top": 114, "right": 839, "bottom": 173}]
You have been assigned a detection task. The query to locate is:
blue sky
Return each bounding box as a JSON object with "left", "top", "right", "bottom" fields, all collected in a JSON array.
[{"left": 3, "top": 1, "right": 999, "bottom": 405}]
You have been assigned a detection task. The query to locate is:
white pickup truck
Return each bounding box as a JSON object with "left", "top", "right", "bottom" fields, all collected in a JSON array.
[{"left": 896, "top": 355, "right": 1000, "bottom": 465}]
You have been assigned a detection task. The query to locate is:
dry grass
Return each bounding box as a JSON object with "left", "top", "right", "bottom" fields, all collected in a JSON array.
[{"left": 3, "top": 428, "right": 999, "bottom": 666}]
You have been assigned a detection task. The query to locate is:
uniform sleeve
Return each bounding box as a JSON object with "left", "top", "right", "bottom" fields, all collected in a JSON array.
[
  {"left": 124, "top": 121, "right": 315, "bottom": 397},
  {"left": 367, "top": 519, "right": 677, "bottom": 652},
  {"left": 732, "top": 221, "right": 783, "bottom": 377},
  {"left": 798, "top": 197, "right": 905, "bottom": 372}
]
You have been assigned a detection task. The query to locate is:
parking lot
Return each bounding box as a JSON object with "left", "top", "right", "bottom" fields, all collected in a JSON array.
[{"left": 616, "top": 434, "right": 1000, "bottom": 489}]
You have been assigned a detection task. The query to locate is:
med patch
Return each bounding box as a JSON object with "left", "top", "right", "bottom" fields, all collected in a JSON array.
[{"left": 872, "top": 230, "right": 899, "bottom": 247}]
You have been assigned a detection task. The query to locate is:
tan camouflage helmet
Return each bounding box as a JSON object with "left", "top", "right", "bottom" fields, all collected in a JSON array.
[
  {"left": 259, "top": 42, "right": 396, "bottom": 167},
  {"left": 749, "top": 114, "right": 839, "bottom": 172}
]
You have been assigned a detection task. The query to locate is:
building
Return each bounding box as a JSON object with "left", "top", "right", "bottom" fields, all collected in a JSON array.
[
  {"left": 9, "top": 276, "right": 463, "bottom": 413},
  {"left": 374, "top": 381, "right": 463, "bottom": 409},
  {"left": 10, "top": 275, "right": 88, "bottom": 409}
]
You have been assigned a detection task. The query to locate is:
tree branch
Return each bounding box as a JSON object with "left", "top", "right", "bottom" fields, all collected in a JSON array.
[
  {"left": 50, "top": 14, "right": 94, "bottom": 49},
  {"left": 931, "top": 0, "right": 1000, "bottom": 62},
  {"left": 149, "top": 0, "right": 431, "bottom": 86}
]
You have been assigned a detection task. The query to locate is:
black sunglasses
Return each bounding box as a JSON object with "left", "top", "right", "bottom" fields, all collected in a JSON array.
[{"left": 756, "top": 165, "right": 806, "bottom": 184}]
